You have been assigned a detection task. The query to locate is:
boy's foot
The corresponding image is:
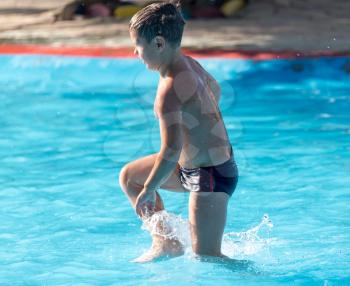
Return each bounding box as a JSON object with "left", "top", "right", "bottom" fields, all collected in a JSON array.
[{"left": 132, "top": 238, "right": 185, "bottom": 263}]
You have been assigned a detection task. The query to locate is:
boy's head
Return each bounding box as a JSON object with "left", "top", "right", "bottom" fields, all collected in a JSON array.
[
  {"left": 129, "top": 1, "right": 186, "bottom": 70},
  {"left": 129, "top": 1, "right": 186, "bottom": 48}
]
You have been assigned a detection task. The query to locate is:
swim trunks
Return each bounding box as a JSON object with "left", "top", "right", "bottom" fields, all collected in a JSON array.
[{"left": 179, "top": 145, "right": 238, "bottom": 197}]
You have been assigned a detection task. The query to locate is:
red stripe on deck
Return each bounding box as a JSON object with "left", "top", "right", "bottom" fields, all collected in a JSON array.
[{"left": 0, "top": 44, "right": 350, "bottom": 59}]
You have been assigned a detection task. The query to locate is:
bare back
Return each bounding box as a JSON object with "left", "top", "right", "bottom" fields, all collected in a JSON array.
[{"left": 155, "top": 55, "right": 232, "bottom": 168}]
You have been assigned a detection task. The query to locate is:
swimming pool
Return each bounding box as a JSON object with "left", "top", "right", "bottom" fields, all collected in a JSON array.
[{"left": 0, "top": 52, "right": 349, "bottom": 285}]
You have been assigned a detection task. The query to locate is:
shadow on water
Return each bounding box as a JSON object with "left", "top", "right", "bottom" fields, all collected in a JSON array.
[{"left": 192, "top": 254, "right": 260, "bottom": 275}]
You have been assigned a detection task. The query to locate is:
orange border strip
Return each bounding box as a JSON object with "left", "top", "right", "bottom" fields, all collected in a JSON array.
[{"left": 0, "top": 44, "right": 349, "bottom": 59}]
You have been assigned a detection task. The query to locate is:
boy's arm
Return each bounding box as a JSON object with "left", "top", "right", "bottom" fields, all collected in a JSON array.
[{"left": 143, "top": 81, "right": 183, "bottom": 192}]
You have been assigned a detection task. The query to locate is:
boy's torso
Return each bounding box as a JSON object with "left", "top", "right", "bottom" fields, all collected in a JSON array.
[{"left": 154, "top": 55, "right": 232, "bottom": 169}]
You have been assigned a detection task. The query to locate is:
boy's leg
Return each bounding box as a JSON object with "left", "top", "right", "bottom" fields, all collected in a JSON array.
[
  {"left": 118, "top": 153, "right": 188, "bottom": 209},
  {"left": 189, "top": 192, "right": 229, "bottom": 257},
  {"left": 118, "top": 153, "right": 188, "bottom": 260}
]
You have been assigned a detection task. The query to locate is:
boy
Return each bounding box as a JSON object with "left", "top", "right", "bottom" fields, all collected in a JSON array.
[{"left": 118, "top": 1, "right": 239, "bottom": 262}]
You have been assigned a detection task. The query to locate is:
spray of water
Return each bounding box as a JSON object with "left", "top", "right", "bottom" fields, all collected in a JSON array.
[
  {"left": 222, "top": 214, "right": 274, "bottom": 258},
  {"left": 141, "top": 211, "right": 274, "bottom": 259},
  {"left": 141, "top": 210, "right": 191, "bottom": 247}
]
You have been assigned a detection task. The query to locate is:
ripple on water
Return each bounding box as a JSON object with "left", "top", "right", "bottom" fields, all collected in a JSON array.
[{"left": 0, "top": 55, "right": 349, "bottom": 285}]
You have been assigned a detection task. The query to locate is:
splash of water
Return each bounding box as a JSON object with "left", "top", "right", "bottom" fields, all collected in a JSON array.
[
  {"left": 141, "top": 210, "right": 191, "bottom": 247},
  {"left": 222, "top": 214, "right": 274, "bottom": 258},
  {"left": 141, "top": 211, "right": 274, "bottom": 258}
]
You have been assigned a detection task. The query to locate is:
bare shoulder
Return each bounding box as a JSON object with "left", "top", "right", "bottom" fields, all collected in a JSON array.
[
  {"left": 155, "top": 77, "right": 182, "bottom": 113},
  {"left": 171, "top": 67, "right": 203, "bottom": 104}
]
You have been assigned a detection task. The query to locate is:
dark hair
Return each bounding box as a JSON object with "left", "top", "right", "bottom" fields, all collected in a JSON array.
[{"left": 129, "top": 1, "right": 186, "bottom": 47}]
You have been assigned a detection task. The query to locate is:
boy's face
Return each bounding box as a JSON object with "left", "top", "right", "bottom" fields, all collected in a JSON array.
[{"left": 130, "top": 30, "right": 162, "bottom": 71}]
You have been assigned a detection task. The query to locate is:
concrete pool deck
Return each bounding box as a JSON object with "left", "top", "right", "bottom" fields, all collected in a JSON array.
[{"left": 0, "top": 0, "right": 349, "bottom": 54}]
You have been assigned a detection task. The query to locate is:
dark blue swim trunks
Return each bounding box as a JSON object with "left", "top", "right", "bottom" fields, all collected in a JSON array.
[{"left": 179, "top": 145, "right": 238, "bottom": 197}]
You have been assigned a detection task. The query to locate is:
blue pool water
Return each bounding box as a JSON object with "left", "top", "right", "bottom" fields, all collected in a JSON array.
[{"left": 0, "top": 54, "right": 349, "bottom": 285}]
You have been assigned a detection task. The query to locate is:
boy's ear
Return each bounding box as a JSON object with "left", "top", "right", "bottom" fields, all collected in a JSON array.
[{"left": 154, "top": 36, "right": 165, "bottom": 50}]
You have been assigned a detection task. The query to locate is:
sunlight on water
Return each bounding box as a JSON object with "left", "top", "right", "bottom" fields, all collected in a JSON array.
[{"left": 1, "top": 55, "right": 349, "bottom": 285}]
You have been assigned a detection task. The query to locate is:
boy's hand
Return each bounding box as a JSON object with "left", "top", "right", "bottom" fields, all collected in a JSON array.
[{"left": 135, "top": 188, "right": 156, "bottom": 218}]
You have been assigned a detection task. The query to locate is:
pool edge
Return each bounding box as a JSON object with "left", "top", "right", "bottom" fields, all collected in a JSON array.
[{"left": 1, "top": 44, "right": 350, "bottom": 60}]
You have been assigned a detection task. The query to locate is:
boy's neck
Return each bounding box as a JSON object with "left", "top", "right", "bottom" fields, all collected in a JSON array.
[{"left": 158, "top": 48, "right": 184, "bottom": 78}]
